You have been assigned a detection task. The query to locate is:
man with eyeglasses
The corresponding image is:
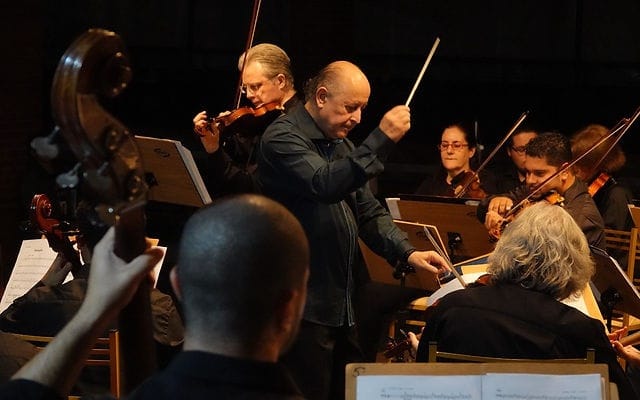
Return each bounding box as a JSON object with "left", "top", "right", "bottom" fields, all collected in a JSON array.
[
  {"left": 494, "top": 128, "right": 538, "bottom": 192},
  {"left": 193, "top": 43, "right": 300, "bottom": 196},
  {"left": 257, "top": 60, "right": 449, "bottom": 400}
]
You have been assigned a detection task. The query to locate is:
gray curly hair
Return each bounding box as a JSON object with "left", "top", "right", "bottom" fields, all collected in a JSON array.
[{"left": 487, "top": 202, "right": 594, "bottom": 300}]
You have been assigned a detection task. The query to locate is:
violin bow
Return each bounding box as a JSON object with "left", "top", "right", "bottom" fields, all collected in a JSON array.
[
  {"left": 455, "top": 111, "right": 529, "bottom": 198},
  {"left": 421, "top": 226, "right": 467, "bottom": 288},
  {"left": 506, "top": 115, "right": 634, "bottom": 218},
  {"left": 234, "top": 0, "right": 262, "bottom": 109},
  {"left": 583, "top": 104, "right": 640, "bottom": 182},
  {"left": 405, "top": 37, "right": 441, "bottom": 107}
]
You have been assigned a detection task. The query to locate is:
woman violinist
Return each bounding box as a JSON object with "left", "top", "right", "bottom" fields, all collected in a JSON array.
[
  {"left": 477, "top": 132, "right": 606, "bottom": 248},
  {"left": 414, "top": 122, "right": 497, "bottom": 199},
  {"left": 570, "top": 124, "right": 634, "bottom": 232},
  {"left": 192, "top": 43, "right": 300, "bottom": 195}
]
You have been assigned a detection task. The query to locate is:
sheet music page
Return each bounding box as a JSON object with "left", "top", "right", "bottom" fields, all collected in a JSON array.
[
  {"left": 0, "top": 239, "right": 58, "bottom": 313},
  {"left": 482, "top": 373, "right": 602, "bottom": 400},
  {"left": 426, "top": 272, "right": 486, "bottom": 306},
  {"left": 561, "top": 292, "right": 590, "bottom": 317},
  {"left": 176, "top": 142, "right": 212, "bottom": 204},
  {"left": 0, "top": 239, "right": 168, "bottom": 312},
  {"left": 356, "top": 375, "right": 482, "bottom": 400},
  {"left": 385, "top": 198, "right": 401, "bottom": 219},
  {"left": 150, "top": 246, "right": 167, "bottom": 288}
]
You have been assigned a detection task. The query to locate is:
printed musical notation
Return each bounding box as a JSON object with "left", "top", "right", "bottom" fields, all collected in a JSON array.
[{"left": 0, "top": 239, "right": 58, "bottom": 313}]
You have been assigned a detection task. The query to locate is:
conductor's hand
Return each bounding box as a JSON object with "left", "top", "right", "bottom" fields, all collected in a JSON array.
[
  {"left": 193, "top": 111, "right": 221, "bottom": 154},
  {"left": 80, "top": 227, "right": 164, "bottom": 324},
  {"left": 487, "top": 196, "right": 513, "bottom": 216},
  {"left": 379, "top": 105, "right": 411, "bottom": 143},
  {"left": 408, "top": 250, "right": 449, "bottom": 275}
]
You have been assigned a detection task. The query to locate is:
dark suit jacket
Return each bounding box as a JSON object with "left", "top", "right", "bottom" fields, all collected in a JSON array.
[{"left": 416, "top": 283, "right": 637, "bottom": 400}]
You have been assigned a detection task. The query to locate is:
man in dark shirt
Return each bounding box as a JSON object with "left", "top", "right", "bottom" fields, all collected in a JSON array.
[
  {"left": 257, "top": 60, "right": 448, "bottom": 400},
  {"left": 493, "top": 128, "right": 538, "bottom": 193},
  {"left": 478, "top": 131, "right": 605, "bottom": 248},
  {"left": 0, "top": 194, "right": 310, "bottom": 400},
  {"left": 193, "top": 43, "right": 300, "bottom": 195},
  {"left": 414, "top": 202, "right": 636, "bottom": 399}
]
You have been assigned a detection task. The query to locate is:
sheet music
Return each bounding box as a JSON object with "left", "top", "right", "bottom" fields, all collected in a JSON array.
[
  {"left": 482, "top": 373, "right": 602, "bottom": 400},
  {"left": 355, "top": 373, "right": 601, "bottom": 400},
  {"left": 562, "top": 292, "right": 590, "bottom": 317},
  {"left": 0, "top": 239, "right": 167, "bottom": 313},
  {"left": 176, "top": 142, "right": 212, "bottom": 205},
  {"left": 0, "top": 239, "right": 58, "bottom": 313},
  {"left": 385, "top": 198, "right": 402, "bottom": 219},
  {"left": 426, "top": 272, "right": 486, "bottom": 306},
  {"left": 357, "top": 375, "right": 482, "bottom": 400}
]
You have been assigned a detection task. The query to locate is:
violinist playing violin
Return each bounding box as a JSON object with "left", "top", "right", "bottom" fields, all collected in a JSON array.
[
  {"left": 192, "top": 43, "right": 301, "bottom": 195},
  {"left": 477, "top": 131, "right": 605, "bottom": 248},
  {"left": 412, "top": 202, "right": 637, "bottom": 400},
  {"left": 570, "top": 124, "right": 634, "bottom": 232},
  {"left": 414, "top": 122, "right": 497, "bottom": 199}
]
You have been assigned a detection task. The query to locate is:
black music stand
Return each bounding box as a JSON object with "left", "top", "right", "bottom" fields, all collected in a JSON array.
[{"left": 590, "top": 245, "right": 640, "bottom": 331}]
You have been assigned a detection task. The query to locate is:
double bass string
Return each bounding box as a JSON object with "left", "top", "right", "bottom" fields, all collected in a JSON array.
[{"left": 405, "top": 37, "right": 441, "bottom": 107}]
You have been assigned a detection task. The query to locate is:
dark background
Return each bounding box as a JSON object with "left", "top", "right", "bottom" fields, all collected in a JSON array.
[{"left": 2, "top": 0, "right": 640, "bottom": 284}]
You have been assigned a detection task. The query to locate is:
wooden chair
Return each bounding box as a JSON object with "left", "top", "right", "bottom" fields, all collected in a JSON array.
[
  {"left": 427, "top": 341, "right": 596, "bottom": 364},
  {"left": 603, "top": 228, "right": 640, "bottom": 330},
  {"left": 12, "top": 329, "right": 121, "bottom": 398}
]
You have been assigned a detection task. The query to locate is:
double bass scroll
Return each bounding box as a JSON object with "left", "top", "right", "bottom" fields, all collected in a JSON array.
[{"left": 51, "top": 28, "right": 154, "bottom": 394}]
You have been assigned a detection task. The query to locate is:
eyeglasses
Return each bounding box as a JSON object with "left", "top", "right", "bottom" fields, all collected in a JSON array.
[
  {"left": 438, "top": 142, "right": 469, "bottom": 152},
  {"left": 240, "top": 76, "right": 277, "bottom": 94},
  {"left": 510, "top": 145, "right": 527, "bottom": 154}
]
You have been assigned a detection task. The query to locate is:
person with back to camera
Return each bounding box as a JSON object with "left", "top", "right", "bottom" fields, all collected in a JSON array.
[
  {"left": 410, "top": 202, "right": 637, "bottom": 400},
  {"left": 0, "top": 194, "right": 311, "bottom": 400}
]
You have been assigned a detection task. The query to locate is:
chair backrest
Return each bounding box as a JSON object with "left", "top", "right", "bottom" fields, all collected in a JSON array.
[
  {"left": 604, "top": 228, "right": 640, "bottom": 283},
  {"left": 427, "top": 341, "right": 596, "bottom": 364},
  {"left": 11, "top": 329, "right": 121, "bottom": 398}
]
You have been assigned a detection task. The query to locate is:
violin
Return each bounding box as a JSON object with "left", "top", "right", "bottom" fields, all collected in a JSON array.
[
  {"left": 488, "top": 192, "right": 565, "bottom": 241},
  {"left": 206, "top": 101, "right": 283, "bottom": 137},
  {"left": 30, "top": 194, "right": 84, "bottom": 278},
  {"left": 451, "top": 111, "right": 529, "bottom": 200},
  {"left": 452, "top": 170, "right": 487, "bottom": 199},
  {"left": 588, "top": 172, "right": 612, "bottom": 197}
]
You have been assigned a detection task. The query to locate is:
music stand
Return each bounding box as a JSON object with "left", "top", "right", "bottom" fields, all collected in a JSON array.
[
  {"left": 135, "top": 136, "right": 212, "bottom": 208},
  {"left": 387, "top": 195, "right": 495, "bottom": 262},
  {"left": 359, "top": 221, "right": 445, "bottom": 292},
  {"left": 590, "top": 245, "right": 640, "bottom": 331}
]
